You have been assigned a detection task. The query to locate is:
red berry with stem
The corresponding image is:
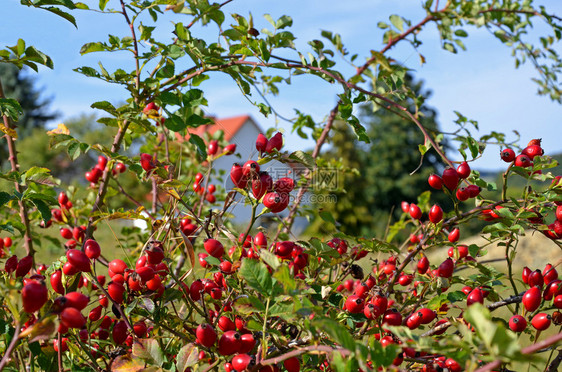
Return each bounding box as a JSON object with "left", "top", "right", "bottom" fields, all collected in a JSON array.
[
  {"left": 66, "top": 249, "right": 91, "bottom": 272},
  {"left": 522, "top": 286, "right": 542, "bottom": 312},
  {"left": 263, "top": 192, "right": 289, "bottom": 213},
  {"left": 265, "top": 132, "right": 283, "bottom": 153},
  {"left": 107, "top": 281, "right": 125, "bottom": 304},
  {"left": 284, "top": 357, "right": 301, "bottom": 372},
  {"left": 22, "top": 280, "right": 48, "bottom": 313},
  {"left": 466, "top": 184, "right": 482, "bottom": 198},
  {"left": 15, "top": 256, "right": 33, "bottom": 278},
  {"left": 531, "top": 313, "right": 551, "bottom": 330},
  {"left": 437, "top": 258, "right": 454, "bottom": 278},
  {"left": 84, "top": 239, "right": 101, "bottom": 259},
  {"left": 224, "top": 143, "right": 236, "bottom": 155},
  {"left": 522, "top": 144, "right": 544, "bottom": 159},
  {"left": 140, "top": 153, "right": 156, "bottom": 172},
  {"left": 344, "top": 295, "right": 364, "bottom": 313},
  {"left": 514, "top": 154, "right": 532, "bottom": 168},
  {"left": 207, "top": 140, "right": 219, "bottom": 156},
  {"left": 448, "top": 228, "right": 460, "bottom": 243},
  {"left": 456, "top": 161, "right": 471, "bottom": 179},
  {"left": 196, "top": 323, "right": 217, "bottom": 348},
  {"left": 442, "top": 167, "right": 460, "bottom": 190},
  {"left": 109, "top": 259, "right": 128, "bottom": 275},
  {"left": 232, "top": 354, "right": 255, "bottom": 372},
  {"left": 417, "top": 256, "right": 429, "bottom": 274},
  {"left": 112, "top": 320, "right": 128, "bottom": 345},
  {"left": 401, "top": 201, "right": 409, "bottom": 213},
  {"left": 456, "top": 187, "right": 469, "bottom": 201},
  {"left": 51, "top": 270, "right": 64, "bottom": 294},
  {"left": 218, "top": 331, "right": 241, "bottom": 355},
  {"left": 508, "top": 314, "right": 527, "bottom": 332},
  {"left": 60, "top": 307, "right": 86, "bottom": 329},
  {"left": 428, "top": 174, "right": 443, "bottom": 189},
  {"left": 501, "top": 148, "right": 516, "bottom": 162},
  {"left": 409, "top": 204, "right": 422, "bottom": 220},
  {"left": 428, "top": 204, "right": 443, "bottom": 223},
  {"left": 467, "top": 288, "right": 484, "bottom": 306},
  {"left": 204, "top": 239, "right": 224, "bottom": 258},
  {"left": 230, "top": 163, "right": 247, "bottom": 189},
  {"left": 256, "top": 133, "right": 268, "bottom": 153}
]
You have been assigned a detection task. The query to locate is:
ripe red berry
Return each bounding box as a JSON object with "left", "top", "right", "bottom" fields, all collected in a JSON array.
[
  {"left": 263, "top": 192, "right": 289, "bottom": 213},
  {"left": 383, "top": 308, "right": 403, "bottom": 326},
  {"left": 531, "top": 313, "right": 551, "bottom": 330},
  {"left": 143, "top": 102, "right": 160, "bottom": 115},
  {"left": 230, "top": 163, "right": 248, "bottom": 189},
  {"left": 109, "top": 259, "right": 128, "bottom": 275},
  {"left": 466, "top": 184, "right": 481, "bottom": 198},
  {"left": 528, "top": 270, "right": 544, "bottom": 287},
  {"left": 401, "top": 201, "right": 409, "bottom": 213},
  {"left": 344, "top": 295, "right": 364, "bottom": 313},
  {"left": 50, "top": 270, "right": 64, "bottom": 294},
  {"left": 514, "top": 154, "right": 532, "bottom": 168},
  {"left": 239, "top": 333, "right": 256, "bottom": 354},
  {"left": 60, "top": 228, "right": 73, "bottom": 240},
  {"left": 409, "top": 203, "right": 422, "bottom": 220},
  {"left": 522, "top": 144, "right": 544, "bottom": 159},
  {"left": 232, "top": 354, "right": 255, "bottom": 372},
  {"left": 417, "top": 256, "right": 429, "bottom": 274},
  {"left": 448, "top": 228, "right": 460, "bottom": 243},
  {"left": 223, "top": 143, "right": 237, "bottom": 155},
  {"left": 428, "top": 174, "right": 443, "bottom": 189},
  {"left": 66, "top": 249, "right": 91, "bottom": 272},
  {"left": 204, "top": 239, "right": 225, "bottom": 258},
  {"left": 437, "top": 258, "right": 454, "bottom": 278},
  {"left": 140, "top": 153, "right": 156, "bottom": 172},
  {"left": 522, "top": 286, "right": 542, "bottom": 312},
  {"left": 456, "top": 161, "right": 471, "bottom": 179},
  {"left": 501, "top": 148, "right": 516, "bottom": 162},
  {"left": 252, "top": 172, "right": 273, "bottom": 200},
  {"left": 256, "top": 133, "right": 268, "bottom": 153},
  {"left": 107, "top": 281, "right": 125, "bottom": 304},
  {"left": 15, "top": 256, "right": 33, "bottom": 278},
  {"left": 467, "top": 288, "right": 484, "bottom": 306},
  {"left": 218, "top": 331, "right": 241, "bottom": 355},
  {"left": 64, "top": 292, "right": 89, "bottom": 310},
  {"left": 207, "top": 140, "right": 219, "bottom": 156},
  {"left": 284, "top": 357, "right": 301, "bottom": 372},
  {"left": 428, "top": 205, "right": 443, "bottom": 224},
  {"left": 84, "top": 239, "right": 101, "bottom": 259},
  {"left": 274, "top": 177, "right": 295, "bottom": 193},
  {"left": 60, "top": 307, "right": 86, "bottom": 328},
  {"left": 509, "top": 314, "right": 527, "bottom": 332},
  {"left": 253, "top": 232, "right": 267, "bottom": 249},
  {"left": 22, "top": 280, "right": 48, "bottom": 313},
  {"left": 265, "top": 132, "right": 283, "bottom": 153},
  {"left": 456, "top": 187, "right": 469, "bottom": 201},
  {"left": 442, "top": 167, "right": 460, "bottom": 190},
  {"left": 112, "top": 320, "right": 128, "bottom": 345}
]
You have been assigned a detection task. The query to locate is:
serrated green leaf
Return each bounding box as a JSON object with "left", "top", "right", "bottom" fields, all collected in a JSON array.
[
  {"left": 132, "top": 338, "right": 164, "bottom": 367},
  {"left": 188, "top": 134, "right": 207, "bottom": 159},
  {"left": 239, "top": 259, "right": 273, "bottom": 297},
  {"left": 313, "top": 317, "right": 355, "bottom": 351},
  {"left": 30, "top": 198, "right": 51, "bottom": 222},
  {"left": 176, "top": 343, "right": 199, "bottom": 372},
  {"left": 288, "top": 150, "right": 315, "bottom": 169}
]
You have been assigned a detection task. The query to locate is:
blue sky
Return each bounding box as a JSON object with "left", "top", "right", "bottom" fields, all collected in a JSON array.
[{"left": 2, "top": 0, "right": 562, "bottom": 171}]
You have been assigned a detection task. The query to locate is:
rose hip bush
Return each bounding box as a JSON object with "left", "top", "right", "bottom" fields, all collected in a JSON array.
[{"left": 1, "top": 1, "right": 562, "bottom": 371}]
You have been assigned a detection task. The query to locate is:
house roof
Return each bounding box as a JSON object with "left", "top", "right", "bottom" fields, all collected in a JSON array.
[{"left": 179, "top": 115, "right": 257, "bottom": 142}]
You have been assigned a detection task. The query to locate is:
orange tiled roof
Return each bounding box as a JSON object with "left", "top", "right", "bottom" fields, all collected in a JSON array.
[{"left": 179, "top": 115, "right": 252, "bottom": 142}]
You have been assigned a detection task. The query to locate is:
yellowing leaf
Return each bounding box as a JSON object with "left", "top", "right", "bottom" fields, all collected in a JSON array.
[
  {"left": 47, "top": 123, "right": 70, "bottom": 136},
  {"left": 19, "top": 315, "right": 58, "bottom": 343},
  {"left": 0, "top": 123, "right": 17, "bottom": 138}
]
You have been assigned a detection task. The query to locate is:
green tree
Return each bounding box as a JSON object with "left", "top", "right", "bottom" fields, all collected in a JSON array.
[{"left": 309, "top": 74, "right": 449, "bottom": 237}]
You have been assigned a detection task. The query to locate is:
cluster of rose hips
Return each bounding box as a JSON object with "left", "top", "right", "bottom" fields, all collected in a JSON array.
[
  {"left": 229, "top": 132, "right": 295, "bottom": 213},
  {"left": 192, "top": 172, "right": 218, "bottom": 204},
  {"left": 15, "top": 237, "right": 172, "bottom": 357},
  {"left": 507, "top": 263, "right": 562, "bottom": 333},
  {"left": 85, "top": 155, "right": 127, "bottom": 187},
  {"left": 500, "top": 138, "right": 544, "bottom": 168},
  {"left": 427, "top": 161, "right": 481, "bottom": 202},
  {"left": 185, "top": 233, "right": 308, "bottom": 372},
  {"left": 0, "top": 236, "right": 13, "bottom": 257}
]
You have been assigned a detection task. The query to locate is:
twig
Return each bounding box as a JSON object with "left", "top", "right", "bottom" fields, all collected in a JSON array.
[
  {"left": 0, "top": 321, "right": 21, "bottom": 371},
  {"left": 0, "top": 80, "right": 34, "bottom": 257}
]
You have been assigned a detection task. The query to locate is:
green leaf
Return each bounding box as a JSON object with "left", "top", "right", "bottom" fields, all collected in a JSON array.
[
  {"left": 389, "top": 14, "right": 404, "bottom": 32},
  {"left": 99, "top": 0, "right": 109, "bottom": 10},
  {"left": 0, "top": 192, "right": 13, "bottom": 208},
  {"left": 312, "top": 317, "right": 355, "bottom": 351},
  {"left": 90, "top": 100, "right": 116, "bottom": 114},
  {"left": 80, "top": 42, "right": 107, "bottom": 55},
  {"left": 276, "top": 15, "right": 293, "bottom": 29},
  {"left": 288, "top": 150, "right": 315, "bottom": 169},
  {"left": 260, "top": 250, "right": 280, "bottom": 271},
  {"left": 239, "top": 259, "right": 273, "bottom": 297},
  {"left": 132, "top": 338, "right": 164, "bottom": 367},
  {"left": 188, "top": 134, "right": 207, "bottom": 159},
  {"left": 186, "top": 114, "right": 213, "bottom": 127},
  {"left": 30, "top": 198, "right": 51, "bottom": 222},
  {"left": 164, "top": 114, "right": 187, "bottom": 132},
  {"left": 176, "top": 343, "right": 199, "bottom": 372},
  {"left": 0, "top": 98, "right": 23, "bottom": 121},
  {"left": 319, "top": 211, "right": 336, "bottom": 225}
]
